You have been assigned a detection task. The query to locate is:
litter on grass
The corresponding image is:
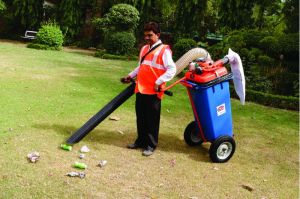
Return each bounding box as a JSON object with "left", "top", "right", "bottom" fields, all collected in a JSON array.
[
  {"left": 79, "top": 154, "right": 85, "bottom": 159},
  {"left": 66, "top": 172, "right": 86, "bottom": 179},
  {"left": 80, "top": 145, "right": 90, "bottom": 153},
  {"left": 109, "top": 116, "right": 120, "bottom": 121},
  {"left": 74, "top": 162, "right": 87, "bottom": 169},
  {"left": 27, "top": 151, "right": 40, "bottom": 163},
  {"left": 61, "top": 144, "right": 72, "bottom": 151},
  {"left": 98, "top": 160, "right": 107, "bottom": 168}
]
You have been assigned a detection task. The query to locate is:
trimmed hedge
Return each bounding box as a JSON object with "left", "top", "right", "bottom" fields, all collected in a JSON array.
[
  {"left": 230, "top": 87, "right": 299, "bottom": 110},
  {"left": 103, "top": 31, "right": 136, "bottom": 55},
  {"left": 95, "top": 51, "right": 138, "bottom": 61},
  {"left": 27, "top": 43, "right": 61, "bottom": 50},
  {"left": 173, "top": 38, "right": 197, "bottom": 60}
]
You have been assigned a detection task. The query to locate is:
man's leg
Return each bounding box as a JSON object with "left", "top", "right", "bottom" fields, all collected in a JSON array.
[
  {"left": 142, "top": 94, "right": 161, "bottom": 156},
  {"left": 133, "top": 93, "right": 147, "bottom": 147}
]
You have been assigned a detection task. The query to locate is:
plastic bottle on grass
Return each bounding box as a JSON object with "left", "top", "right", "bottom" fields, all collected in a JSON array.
[
  {"left": 61, "top": 144, "right": 72, "bottom": 151},
  {"left": 74, "top": 162, "right": 87, "bottom": 169}
]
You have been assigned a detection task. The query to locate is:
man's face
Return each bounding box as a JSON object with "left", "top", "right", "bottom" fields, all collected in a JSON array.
[{"left": 144, "top": 31, "right": 160, "bottom": 46}]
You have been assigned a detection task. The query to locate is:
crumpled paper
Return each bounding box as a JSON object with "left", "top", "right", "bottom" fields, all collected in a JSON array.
[
  {"left": 79, "top": 154, "right": 85, "bottom": 159},
  {"left": 66, "top": 172, "right": 86, "bottom": 179},
  {"left": 98, "top": 160, "right": 107, "bottom": 168},
  {"left": 80, "top": 145, "right": 90, "bottom": 153},
  {"left": 27, "top": 151, "right": 40, "bottom": 163}
]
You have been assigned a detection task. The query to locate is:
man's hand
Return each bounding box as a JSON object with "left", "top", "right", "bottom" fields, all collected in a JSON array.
[
  {"left": 154, "top": 84, "right": 160, "bottom": 92},
  {"left": 120, "top": 75, "right": 132, "bottom": 84}
]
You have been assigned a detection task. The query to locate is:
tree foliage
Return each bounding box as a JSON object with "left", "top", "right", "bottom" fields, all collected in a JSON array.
[
  {"left": 12, "top": 0, "right": 44, "bottom": 30},
  {"left": 174, "top": 0, "right": 208, "bottom": 36},
  {"left": 93, "top": 3, "right": 139, "bottom": 32},
  {"left": 252, "top": 0, "right": 284, "bottom": 30},
  {"left": 56, "top": 0, "right": 85, "bottom": 41},
  {"left": 282, "top": 0, "right": 299, "bottom": 33},
  {"left": 0, "top": 0, "right": 6, "bottom": 12},
  {"left": 219, "top": 0, "right": 255, "bottom": 29}
]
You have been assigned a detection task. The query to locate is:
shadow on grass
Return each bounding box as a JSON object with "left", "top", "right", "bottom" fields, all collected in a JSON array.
[{"left": 33, "top": 123, "right": 210, "bottom": 162}]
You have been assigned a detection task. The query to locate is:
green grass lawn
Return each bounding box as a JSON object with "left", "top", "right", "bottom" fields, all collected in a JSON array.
[{"left": 0, "top": 41, "right": 299, "bottom": 199}]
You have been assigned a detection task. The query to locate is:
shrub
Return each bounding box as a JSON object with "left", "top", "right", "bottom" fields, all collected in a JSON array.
[
  {"left": 93, "top": 4, "right": 139, "bottom": 32},
  {"left": 268, "top": 72, "right": 299, "bottom": 96},
  {"left": 207, "top": 42, "right": 228, "bottom": 59},
  {"left": 259, "top": 36, "right": 279, "bottom": 57},
  {"left": 227, "top": 34, "right": 246, "bottom": 51},
  {"left": 230, "top": 87, "right": 299, "bottom": 110},
  {"left": 27, "top": 43, "right": 59, "bottom": 50},
  {"left": 103, "top": 53, "right": 138, "bottom": 61},
  {"left": 277, "top": 33, "right": 299, "bottom": 59},
  {"left": 35, "top": 22, "right": 63, "bottom": 50},
  {"left": 257, "top": 55, "right": 274, "bottom": 67},
  {"left": 173, "top": 38, "right": 197, "bottom": 60},
  {"left": 242, "top": 29, "right": 268, "bottom": 48},
  {"left": 103, "top": 31, "right": 136, "bottom": 55},
  {"left": 95, "top": 49, "right": 106, "bottom": 58},
  {"left": 96, "top": 53, "right": 138, "bottom": 61},
  {"left": 249, "top": 47, "right": 263, "bottom": 59}
]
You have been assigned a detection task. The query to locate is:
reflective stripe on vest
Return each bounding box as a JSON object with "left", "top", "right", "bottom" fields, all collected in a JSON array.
[{"left": 135, "top": 44, "right": 169, "bottom": 99}]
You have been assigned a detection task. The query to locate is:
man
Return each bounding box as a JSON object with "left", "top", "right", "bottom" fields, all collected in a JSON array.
[{"left": 121, "top": 22, "right": 176, "bottom": 156}]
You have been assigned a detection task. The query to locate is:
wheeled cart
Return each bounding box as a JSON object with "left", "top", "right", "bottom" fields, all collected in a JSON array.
[{"left": 181, "top": 58, "right": 236, "bottom": 163}]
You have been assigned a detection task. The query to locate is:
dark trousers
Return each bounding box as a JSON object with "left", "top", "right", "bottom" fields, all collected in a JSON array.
[{"left": 134, "top": 93, "right": 161, "bottom": 149}]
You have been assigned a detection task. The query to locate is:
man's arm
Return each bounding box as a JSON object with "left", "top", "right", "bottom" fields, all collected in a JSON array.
[
  {"left": 155, "top": 49, "right": 176, "bottom": 86},
  {"left": 121, "top": 65, "right": 139, "bottom": 83}
]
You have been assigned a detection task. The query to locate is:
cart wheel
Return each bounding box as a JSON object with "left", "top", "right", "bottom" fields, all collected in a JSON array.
[
  {"left": 184, "top": 121, "right": 203, "bottom": 146},
  {"left": 209, "top": 136, "right": 235, "bottom": 163}
]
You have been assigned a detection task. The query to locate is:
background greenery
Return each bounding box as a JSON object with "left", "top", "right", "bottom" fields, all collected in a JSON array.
[{"left": 0, "top": 0, "right": 298, "bottom": 106}]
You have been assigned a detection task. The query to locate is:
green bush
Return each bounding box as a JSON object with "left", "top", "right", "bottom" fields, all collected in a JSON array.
[
  {"left": 95, "top": 49, "right": 106, "bottom": 58},
  {"left": 96, "top": 53, "right": 138, "bottom": 61},
  {"left": 227, "top": 34, "right": 246, "bottom": 51},
  {"left": 93, "top": 3, "right": 139, "bottom": 32},
  {"left": 257, "top": 55, "right": 274, "bottom": 67},
  {"left": 242, "top": 29, "right": 268, "bottom": 48},
  {"left": 278, "top": 33, "right": 299, "bottom": 59},
  {"left": 27, "top": 43, "right": 59, "bottom": 50},
  {"left": 230, "top": 87, "right": 299, "bottom": 110},
  {"left": 268, "top": 72, "right": 299, "bottom": 96},
  {"left": 103, "top": 31, "right": 136, "bottom": 55},
  {"left": 207, "top": 42, "right": 228, "bottom": 59},
  {"left": 249, "top": 47, "right": 263, "bottom": 59},
  {"left": 240, "top": 48, "right": 255, "bottom": 62},
  {"left": 35, "top": 22, "right": 63, "bottom": 50},
  {"left": 259, "top": 36, "right": 279, "bottom": 57},
  {"left": 173, "top": 38, "right": 197, "bottom": 60}
]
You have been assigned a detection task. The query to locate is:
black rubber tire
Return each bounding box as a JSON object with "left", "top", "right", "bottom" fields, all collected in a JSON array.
[
  {"left": 209, "top": 136, "right": 236, "bottom": 163},
  {"left": 184, "top": 121, "right": 203, "bottom": 146}
]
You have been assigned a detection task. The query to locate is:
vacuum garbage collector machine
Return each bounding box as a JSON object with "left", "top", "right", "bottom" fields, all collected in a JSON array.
[{"left": 66, "top": 48, "right": 245, "bottom": 163}]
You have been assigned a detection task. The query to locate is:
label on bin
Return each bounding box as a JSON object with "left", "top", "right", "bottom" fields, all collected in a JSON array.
[{"left": 216, "top": 103, "right": 226, "bottom": 116}]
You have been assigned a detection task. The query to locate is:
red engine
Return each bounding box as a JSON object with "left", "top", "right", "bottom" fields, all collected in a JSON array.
[{"left": 185, "top": 58, "right": 229, "bottom": 84}]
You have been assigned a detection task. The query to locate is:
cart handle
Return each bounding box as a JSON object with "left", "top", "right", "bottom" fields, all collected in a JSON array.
[{"left": 160, "top": 77, "right": 187, "bottom": 96}]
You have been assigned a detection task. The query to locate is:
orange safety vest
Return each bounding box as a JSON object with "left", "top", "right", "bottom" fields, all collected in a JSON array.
[{"left": 135, "top": 44, "right": 170, "bottom": 99}]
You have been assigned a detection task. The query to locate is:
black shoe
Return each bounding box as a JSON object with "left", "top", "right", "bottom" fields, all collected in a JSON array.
[
  {"left": 142, "top": 146, "right": 154, "bottom": 156},
  {"left": 127, "top": 143, "right": 139, "bottom": 149}
]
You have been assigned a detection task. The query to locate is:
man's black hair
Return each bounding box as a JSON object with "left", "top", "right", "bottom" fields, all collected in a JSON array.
[{"left": 144, "top": 22, "right": 160, "bottom": 34}]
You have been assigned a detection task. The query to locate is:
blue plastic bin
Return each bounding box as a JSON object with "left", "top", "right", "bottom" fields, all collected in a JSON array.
[{"left": 185, "top": 75, "right": 233, "bottom": 142}]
